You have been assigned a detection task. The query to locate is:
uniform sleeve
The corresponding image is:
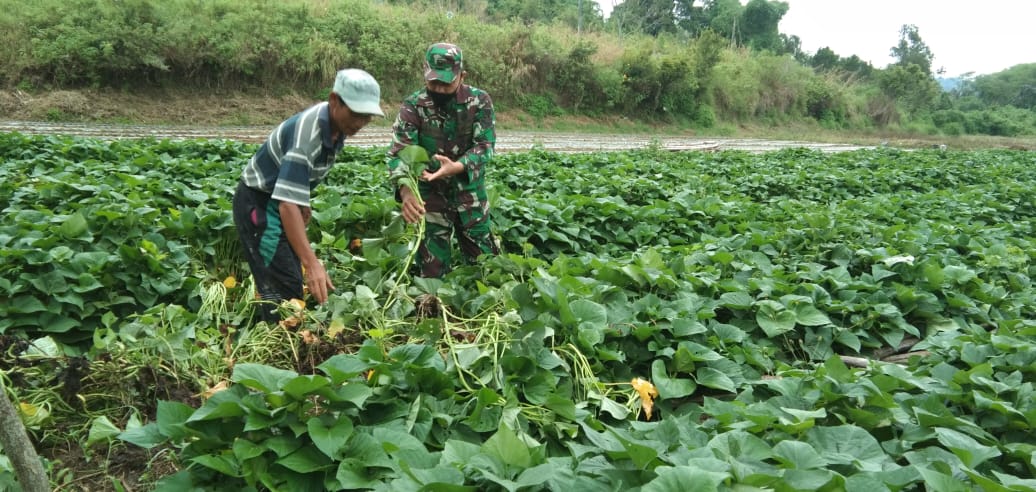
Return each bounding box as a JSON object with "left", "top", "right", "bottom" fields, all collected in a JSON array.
[
  {"left": 457, "top": 91, "right": 496, "bottom": 183},
  {"left": 385, "top": 100, "right": 421, "bottom": 189}
]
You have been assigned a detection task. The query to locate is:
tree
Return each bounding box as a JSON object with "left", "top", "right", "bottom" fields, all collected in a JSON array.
[
  {"left": 879, "top": 63, "right": 940, "bottom": 116},
  {"left": 485, "top": 0, "right": 603, "bottom": 29},
  {"left": 610, "top": 0, "right": 678, "bottom": 36},
  {"left": 810, "top": 48, "right": 874, "bottom": 80},
  {"left": 811, "top": 47, "right": 839, "bottom": 71},
  {"left": 890, "top": 24, "right": 934, "bottom": 75},
  {"left": 879, "top": 24, "right": 939, "bottom": 116},
  {"left": 674, "top": 0, "right": 707, "bottom": 35},
  {"left": 971, "top": 63, "right": 1036, "bottom": 109},
  {"left": 738, "top": 0, "right": 787, "bottom": 52},
  {"left": 704, "top": 0, "right": 743, "bottom": 43}
]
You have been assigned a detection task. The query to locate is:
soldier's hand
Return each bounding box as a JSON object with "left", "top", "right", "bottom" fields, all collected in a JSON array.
[
  {"left": 422, "top": 155, "right": 464, "bottom": 182},
  {"left": 399, "top": 186, "right": 425, "bottom": 224}
]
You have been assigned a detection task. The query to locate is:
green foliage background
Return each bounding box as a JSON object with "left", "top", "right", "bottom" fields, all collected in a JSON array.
[
  {"left": 1, "top": 133, "right": 1034, "bottom": 489},
  {"left": 0, "top": 0, "right": 1034, "bottom": 136}
]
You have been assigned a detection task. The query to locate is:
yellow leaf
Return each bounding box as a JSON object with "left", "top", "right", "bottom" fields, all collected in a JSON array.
[
  {"left": 328, "top": 318, "right": 346, "bottom": 338},
  {"left": 222, "top": 275, "right": 237, "bottom": 289},
  {"left": 631, "top": 377, "right": 659, "bottom": 420},
  {"left": 19, "top": 402, "right": 38, "bottom": 417}
]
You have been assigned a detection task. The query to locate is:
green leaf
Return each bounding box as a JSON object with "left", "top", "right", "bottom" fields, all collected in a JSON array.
[
  {"left": 651, "top": 359, "right": 696, "bottom": 399},
  {"left": 308, "top": 416, "right": 353, "bottom": 460},
  {"left": 399, "top": 144, "right": 430, "bottom": 165},
  {"left": 695, "top": 367, "right": 737, "bottom": 393},
  {"left": 482, "top": 424, "right": 532, "bottom": 469},
  {"left": 441, "top": 439, "right": 482, "bottom": 466},
  {"left": 276, "top": 445, "right": 332, "bottom": 473},
  {"left": 156, "top": 400, "right": 196, "bottom": 441},
  {"left": 188, "top": 386, "right": 247, "bottom": 422},
  {"left": 719, "top": 291, "right": 754, "bottom": 309},
  {"left": 772, "top": 440, "right": 827, "bottom": 469},
  {"left": 404, "top": 466, "right": 471, "bottom": 489},
  {"left": 118, "top": 423, "right": 166, "bottom": 449},
  {"left": 641, "top": 465, "right": 728, "bottom": 492},
  {"left": 781, "top": 469, "right": 837, "bottom": 491},
  {"left": 232, "top": 363, "right": 299, "bottom": 394},
  {"left": 336, "top": 464, "right": 381, "bottom": 490},
  {"left": 794, "top": 304, "right": 831, "bottom": 326},
  {"left": 570, "top": 298, "right": 608, "bottom": 330},
  {"left": 58, "top": 212, "right": 89, "bottom": 238},
  {"left": 806, "top": 425, "right": 887, "bottom": 468},
  {"left": 598, "top": 395, "right": 630, "bottom": 419},
  {"left": 756, "top": 300, "right": 797, "bottom": 337},
  {"left": 708, "top": 431, "right": 772, "bottom": 461},
  {"left": 282, "top": 375, "right": 330, "bottom": 400},
  {"left": 917, "top": 467, "right": 970, "bottom": 492},
  {"left": 933, "top": 427, "right": 1001, "bottom": 468},
  {"left": 86, "top": 416, "right": 121, "bottom": 448},
  {"left": 942, "top": 265, "right": 977, "bottom": 284},
  {"left": 232, "top": 438, "right": 265, "bottom": 462},
  {"left": 9, "top": 295, "right": 46, "bottom": 314},
  {"left": 190, "top": 454, "right": 242, "bottom": 477},
  {"left": 318, "top": 355, "right": 371, "bottom": 384},
  {"left": 513, "top": 463, "right": 555, "bottom": 488}
]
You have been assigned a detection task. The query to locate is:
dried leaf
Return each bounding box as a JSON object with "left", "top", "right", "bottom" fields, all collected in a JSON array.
[
  {"left": 631, "top": 377, "right": 659, "bottom": 420},
  {"left": 200, "top": 380, "right": 230, "bottom": 400},
  {"left": 300, "top": 329, "right": 318, "bottom": 345}
]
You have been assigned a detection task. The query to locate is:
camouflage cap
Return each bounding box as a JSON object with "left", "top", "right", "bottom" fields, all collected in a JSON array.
[{"left": 424, "top": 43, "right": 463, "bottom": 83}]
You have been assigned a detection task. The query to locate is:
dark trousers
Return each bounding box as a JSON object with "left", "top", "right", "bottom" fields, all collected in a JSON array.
[{"left": 232, "top": 180, "right": 303, "bottom": 323}]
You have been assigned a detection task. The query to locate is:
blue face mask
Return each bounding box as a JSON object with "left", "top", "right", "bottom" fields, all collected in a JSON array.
[{"left": 428, "top": 90, "right": 455, "bottom": 107}]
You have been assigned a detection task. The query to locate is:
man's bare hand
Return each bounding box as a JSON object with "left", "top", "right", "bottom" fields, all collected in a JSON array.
[
  {"left": 304, "top": 259, "right": 335, "bottom": 304},
  {"left": 399, "top": 186, "right": 425, "bottom": 224}
]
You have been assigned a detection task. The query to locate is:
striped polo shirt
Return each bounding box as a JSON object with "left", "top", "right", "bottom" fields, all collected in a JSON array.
[{"left": 240, "top": 102, "right": 345, "bottom": 207}]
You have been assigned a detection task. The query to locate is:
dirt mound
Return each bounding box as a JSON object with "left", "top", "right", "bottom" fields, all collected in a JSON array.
[{"left": 0, "top": 88, "right": 317, "bottom": 126}]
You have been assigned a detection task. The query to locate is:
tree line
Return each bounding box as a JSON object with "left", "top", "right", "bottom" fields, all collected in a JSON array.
[{"left": 0, "top": 0, "right": 1033, "bottom": 136}]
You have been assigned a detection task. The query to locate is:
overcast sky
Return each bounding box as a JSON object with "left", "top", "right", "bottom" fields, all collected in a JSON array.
[{"left": 595, "top": 0, "right": 1036, "bottom": 77}]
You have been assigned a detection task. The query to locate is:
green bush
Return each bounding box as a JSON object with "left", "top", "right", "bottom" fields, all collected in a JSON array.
[
  {"left": 963, "top": 108, "right": 1028, "bottom": 137},
  {"left": 2, "top": 0, "right": 1021, "bottom": 135},
  {"left": 520, "top": 93, "right": 564, "bottom": 119}
]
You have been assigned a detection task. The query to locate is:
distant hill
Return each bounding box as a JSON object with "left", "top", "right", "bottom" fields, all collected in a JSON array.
[{"left": 937, "top": 77, "right": 962, "bottom": 92}]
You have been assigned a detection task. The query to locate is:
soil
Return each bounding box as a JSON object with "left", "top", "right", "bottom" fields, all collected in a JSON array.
[
  {"left": 5, "top": 87, "right": 1032, "bottom": 151},
  {"left": 0, "top": 87, "right": 312, "bottom": 127}
]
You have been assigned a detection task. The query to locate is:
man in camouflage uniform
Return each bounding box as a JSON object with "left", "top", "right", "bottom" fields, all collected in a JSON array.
[{"left": 386, "top": 42, "right": 499, "bottom": 277}]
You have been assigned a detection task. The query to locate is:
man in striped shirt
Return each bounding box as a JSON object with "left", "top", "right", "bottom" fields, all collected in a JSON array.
[{"left": 233, "top": 68, "right": 383, "bottom": 323}]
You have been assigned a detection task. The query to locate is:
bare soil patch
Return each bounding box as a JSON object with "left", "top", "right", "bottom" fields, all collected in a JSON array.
[{"left": 1, "top": 88, "right": 315, "bottom": 127}]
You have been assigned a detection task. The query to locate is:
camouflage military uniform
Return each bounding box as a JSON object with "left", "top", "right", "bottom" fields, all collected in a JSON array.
[{"left": 386, "top": 44, "right": 499, "bottom": 278}]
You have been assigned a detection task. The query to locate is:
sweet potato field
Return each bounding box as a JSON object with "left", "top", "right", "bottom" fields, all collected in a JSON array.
[{"left": 0, "top": 132, "right": 1034, "bottom": 491}]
